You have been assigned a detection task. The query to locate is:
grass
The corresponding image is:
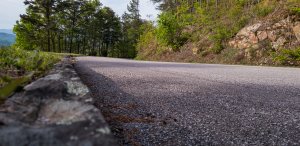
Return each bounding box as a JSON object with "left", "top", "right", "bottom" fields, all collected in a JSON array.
[
  {"left": 0, "top": 46, "right": 63, "bottom": 102},
  {"left": 273, "top": 47, "right": 300, "bottom": 66}
]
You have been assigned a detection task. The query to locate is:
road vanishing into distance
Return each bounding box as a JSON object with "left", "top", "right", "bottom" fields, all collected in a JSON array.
[{"left": 75, "top": 57, "right": 300, "bottom": 146}]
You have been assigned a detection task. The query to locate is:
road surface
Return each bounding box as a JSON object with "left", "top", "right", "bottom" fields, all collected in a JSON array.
[{"left": 75, "top": 57, "right": 300, "bottom": 146}]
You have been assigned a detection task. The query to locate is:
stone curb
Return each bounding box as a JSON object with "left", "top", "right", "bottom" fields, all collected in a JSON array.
[{"left": 0, "top": 57, "right": 117, "bottom": 146}]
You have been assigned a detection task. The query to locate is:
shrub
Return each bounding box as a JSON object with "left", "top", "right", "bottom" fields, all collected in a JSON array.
[
  {"left": 156, "top": 4, "right": 193, "bottom": 50},
  {"left": 290, "top": 7, "right": 300, "bottom": 15},
  {"left": 288, "top": 0, "right": 300, "bottom": 15},
  {"left": 136, "top": 22, "right": 163, "bottom": 59},
  {"left": 0, "top": 47, "right": 61, "bottom": 73},
  {"left": 156, "top": 12, "right": 183, "bottom": 49},
  {"left": 255, "top": 5, "right": 275, "bottom": 17},
  {"left": 210, "top": 26, "right": 232, "bottom": 54},
  {"left": 274, "top": 48, "right": 300, "bottom": 65},
  {"left": 0, "top": 47, "right": 62, "bottom": 101}
]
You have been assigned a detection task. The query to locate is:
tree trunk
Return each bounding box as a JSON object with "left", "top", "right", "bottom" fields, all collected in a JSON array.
[
  {"left": 46, "top": 3, "right": 51, "bottom": 52},
  {"left": 77, "top": 37, "right": 80, "bottom": 54},
  {"left": 64, "top": 36, "right": 67, "bottom": 53},
  {"left": 58, "top": 34, "right": 61, "bottom": 53},
  {"left": 98, "top": 38, "right": 102, "bottom": 56},
  {"left": 70, "top": 32, "right": 73, "bottom": 53},
  {"left": 51, "top": 34, "right": 56, "bottom": 52},
  {"left": 83, "top": 35, "right": 86, "bottom": 55},
  {"left": 92, "top": 37, "right": 96, "bottom": 54}
]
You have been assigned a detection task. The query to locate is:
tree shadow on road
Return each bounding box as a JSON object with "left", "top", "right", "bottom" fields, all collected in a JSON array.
[{"left": 74, "top": 62, "right": 161, "bottom": 145}]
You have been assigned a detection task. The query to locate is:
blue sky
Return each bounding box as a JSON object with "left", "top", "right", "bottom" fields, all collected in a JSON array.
[{"left": 0, "top": 0, "right": 159, "bottom": 29}]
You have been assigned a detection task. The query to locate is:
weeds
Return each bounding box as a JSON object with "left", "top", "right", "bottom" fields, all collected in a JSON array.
[
  {"left": 0, "top": 47, "right": 62, "bottom": 102},
  {"left": 273, "top": 48, "right": 300, "bottom": 66}
]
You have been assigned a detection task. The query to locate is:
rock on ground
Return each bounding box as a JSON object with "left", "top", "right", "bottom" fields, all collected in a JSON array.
[{"left": 0, "top": 57, "right": 117, "bottom": 146}]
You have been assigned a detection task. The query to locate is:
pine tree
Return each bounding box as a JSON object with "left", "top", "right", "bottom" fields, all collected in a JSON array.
[
  {"left": 14, "top": 0, "right": 128, "bottom": 57},
  {"left": 120, "top": 0, "right": 144, "bottom": 58}
]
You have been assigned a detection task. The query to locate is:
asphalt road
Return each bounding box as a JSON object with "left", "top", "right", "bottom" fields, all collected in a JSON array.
[{"left": 75, "top": 57, "right": 300, "bottom": 146}]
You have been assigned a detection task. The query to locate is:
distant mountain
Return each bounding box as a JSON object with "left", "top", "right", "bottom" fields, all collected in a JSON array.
[
  {"left": 0, "top": 32, "right": 16, "bottom": 47},
  {"left": 0, "top": 29, "right": 14, "bottom": 35}
]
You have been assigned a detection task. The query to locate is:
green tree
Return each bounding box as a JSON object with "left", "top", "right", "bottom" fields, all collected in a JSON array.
[
  {"left": 14, "top": 0, "right": 143, "bottom": 59},
  {"left": 120, "top": 0, "right": 144, "bottom": 58}
]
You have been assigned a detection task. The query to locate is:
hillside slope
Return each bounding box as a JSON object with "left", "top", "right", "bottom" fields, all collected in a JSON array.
[
  {"left": 0, "top": 32, "right": 16, "bottom": 46},
  {"left": 0, "top": 29, "right": 14, "bottom": 35},
  {"left": 136, "top": 0, "right": 300, "bottom": 66}
]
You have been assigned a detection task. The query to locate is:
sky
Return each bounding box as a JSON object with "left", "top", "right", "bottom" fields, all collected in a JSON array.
[
  {"left": 0, "top": 0, "right": 159, "bottom": 29},
  {"left": 0, "top": 0, "right": 26, "bottom": 29},
  {"left": 101, "top": 0, "right": 159, "bottom": 20}
]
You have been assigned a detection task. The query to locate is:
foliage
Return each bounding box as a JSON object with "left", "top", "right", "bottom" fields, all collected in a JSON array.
[
  {"left": 0, "top": 48, "right": 60, "bottom": 73},
  {"left": 0, "top": 33, "right": 16, "bottom": 47},
  {"left": 139, "top": 0, "right": 253, "bottom": 56},
  {"left": 156, "top": 12, "right": 183, "bottom": 49},
  {"left": 288, "top": 0, "right": 300, "bottom": 16},
  {"left": 156, "top": 3, "right": 196, "bottom": 50},
  {"left": 0, "top": 47, "right": 61, "bottom": 102},
  {"left": 291, "top": 7, "right": 300, "bottom": 13},
  {"left": 210, "top": 26, "right": 232, "bottom": 53},
  {"left": 251, "top": 0, "right": 276, "bottom": 17},
  {"left": 0, "top": 73, "right": 33, "bottom": 103},
  {"left": 255, "top": 5, "right": 275, "bottom": 17},
  {"left": 288, "top": 0, "right": 300, "bottom": 15},
  {"left": 274, "top": 48, "right": 300, "bottom": 66},
  {"left": 14, "top": 0, "right": 127, "bottom": 57},
  {"left": 137, "top": 0, "right": 292, "bottom": 62},
  {"left": 119, "top": 0, "right": 144, "bottom": 58},
  {"left": 136, "top": 22, "right": 159, "bottom": 59}
]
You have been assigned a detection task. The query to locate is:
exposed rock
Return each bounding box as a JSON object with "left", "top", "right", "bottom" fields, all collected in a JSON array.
[
  {"left": 245, "top": 48, "right": 252, "bottom": 60},
  {"left": 252, "top": 44, "right": 260, "bottom": 50},
  {"left": 0, "top": 122, "right": 114, "bottom": 146},
  {"left": 65, "top": 81, "right": 89, "bottom": 97},
  {"left": 24, "top": 79, "right": 68, "bottom": 99},
  {"left": 0, "top": 58, "right": 117, "bottom": 146},
  {"left": 273, "top": 22, "right": 283, "bottom": 29},
  {"left": 267, "top": 30, "right": 277, "bottom": 41},
  {"left": 192, "top": 47, "right": 199, "bottom": 55},
  {"left": 257, "top": 31, "right": 268, "bottom": 41},
  {"left": 293, "top": 23, "right": 300, "bottom": 41},
  {"left": 229, "top": 16, "right": 299, "bottom": 55},
  {"left": 237, "top": 23, "right": 262, "bottom": 36},
  {"left": 272, "top": 37, "right": 287, "bottom": 50},
  {"left": 227, "top": 15, "right": 299, "bottom": 63},
  {"left": 44, "top": 73, "right": 63, "bottom": 80},
  {"left": 37, "top": 100, "right": 97, "bottom": 125},
  {"left": 228, "top": 40, "right": 236, "bottom": 47},
  {"left": 249, "top": 33, "right": 259, "bottom": 44}
]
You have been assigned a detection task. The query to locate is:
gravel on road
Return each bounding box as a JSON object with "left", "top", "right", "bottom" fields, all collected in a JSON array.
[{"left": 75, "top": 57, "right": 300, "bottom": 146}]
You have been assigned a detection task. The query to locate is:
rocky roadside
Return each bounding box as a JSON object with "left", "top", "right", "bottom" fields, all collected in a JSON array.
[
  {"left": 229, "top": 13, "right": 300, "bottom": 63},
  {"left": 0, "top": 57, "right": 117, "bottom": 146}
]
